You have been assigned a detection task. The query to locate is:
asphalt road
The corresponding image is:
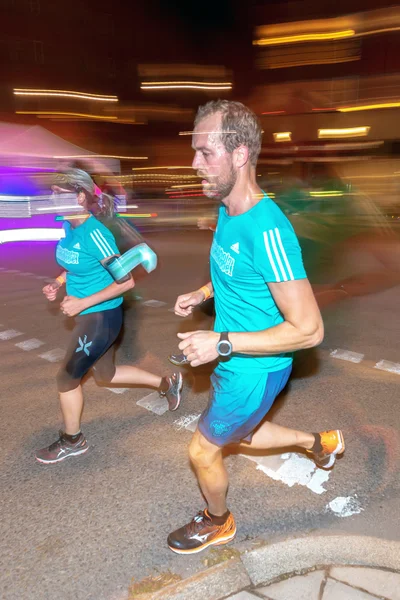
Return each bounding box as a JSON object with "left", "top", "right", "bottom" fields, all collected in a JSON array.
[{"left": 0, "top": 230, "right": 399, "bottom": 600}]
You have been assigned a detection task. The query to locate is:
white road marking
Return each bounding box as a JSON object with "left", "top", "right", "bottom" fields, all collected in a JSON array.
[
  {"left": 35, "top": 275, "right": 50, "bottom": 280},
  {"left": 19, "top": 272, "right": 34, "bottom": 276},
  {"left": 38, "top": 348, "right": 66, "bottom": 362},
  {"left": 173, "top": 413, "right": 201, "bottom": 431},
  {"left": 142, "top": 299, "right": 167, "bottom": 308},
  {"left": 242, "top": 452, "right": 331, "bottom": 495},
  {"left": 136, "top": 391, "right": 169, "bottom": 415},
  {"left": 2, "top": 269, "right": 20, "bottom": 274},
  {"left": 330, "top": 349, "right": 364, "bottom": 363},
  {"left": 15, "top": 338, "right": 45, "bottom": 351},
  {"left": 327, "top": 495, "right": 363, "bottom": 517},
  {"left": 105, "top": 387, "right": 129, "bottom": 394},
  {"left": 0, "top": 329, "right": 23, "bottom": 340},
  {"left": 374, "top": 359, "right": 400, "bottom": 375}
]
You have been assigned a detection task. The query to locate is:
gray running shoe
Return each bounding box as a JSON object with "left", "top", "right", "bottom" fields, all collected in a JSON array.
[
  {"left": 35, "top": 431, "right": 89, "bottom": 464},
  {"left": 168, "top": 353, "right": 190, "bottom": 366},
  {"left": 160, "top": 372, "right": 183, "bottom": 411}
]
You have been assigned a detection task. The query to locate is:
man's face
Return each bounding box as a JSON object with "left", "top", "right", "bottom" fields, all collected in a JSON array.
[{"left": 192, "top": 113, "right": 237, "bottom": 200}]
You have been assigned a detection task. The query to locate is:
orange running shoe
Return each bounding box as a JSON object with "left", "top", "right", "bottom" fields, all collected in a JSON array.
[
  {"left": 168, "top": 509, "right": 236, "bottom": 554},
  {"left": 308, "top": 430, "right": 345, "bottom": 469}
]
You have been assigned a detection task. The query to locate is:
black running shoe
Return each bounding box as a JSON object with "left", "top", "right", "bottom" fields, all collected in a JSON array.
[
  {"left": 168, "top": 509, "right": 236, "bottom": 554},
  {"left": 35, "top": 431, "right": 89, "bottom": 464},
  {"left": 168, "top": 353, "right": 190, "bottom": 366},
  {"left": 160, "top": 372, "right": 183, "bottom": 411}
]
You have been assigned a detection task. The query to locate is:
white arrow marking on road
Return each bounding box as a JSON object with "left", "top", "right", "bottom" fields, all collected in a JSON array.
[
  {"left": 39, "top": 348, "right": 66, "bottom": 362},
  {"left": 330, "top": 349, "right": 364, "bottom": 363},
  {"left": 242, "top": 452, "right": 331, "bottom": 494},
  {"left": 174, "top": 413, "right": 201, "bottom": 431},
  {"left": 326, "top": 495, "right": 363, "bottom": 517},
  {"left": 142, "top": 299, "right": 167, "bottom": 308},
  {"left": 0, "top": 329, "right": 23, "bottom": 340},
  {"left": 15, "top": 338, "right": 45, "bottom": 351},
  {"left": 105, "top": 387, "right": 129, "bottom": 394},
  {"left": 374, "top": 359, "right": 400, "bottom": 375},
  {"left": 136, "top": 391, "right": 169, "bottom": 415}
]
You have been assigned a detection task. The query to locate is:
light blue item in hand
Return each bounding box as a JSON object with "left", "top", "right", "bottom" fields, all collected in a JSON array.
[{"left": 104, "top": 243, "right": 157, "bottom": 283}]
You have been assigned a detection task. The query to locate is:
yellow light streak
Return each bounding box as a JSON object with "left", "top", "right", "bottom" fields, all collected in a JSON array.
[
  {"left": 273, "top": 132, "right": 292, "bottom": 142},
  {"left": 141, "top": 82, "right": 232, "bottom": 90},
  {"left": 13, "top": 88, "right": 118, "bottom": 102},
  {"left": 254, "top": 29, "right": 355, "bottom": 46},
  {"left": 52, "top": 154, "right": 148, "bottom": 160},
  {"left": 16, "top": 111, "right": 117, "bottom": 120},
  {"left": 132, "top": 166, "right": 194, "bottom": 171},
  {"left": 318, "top": 127, "right": 370, "bottom": 138},
  {"left": 338, "top": 102, "right": 400, "bottom": 112}
]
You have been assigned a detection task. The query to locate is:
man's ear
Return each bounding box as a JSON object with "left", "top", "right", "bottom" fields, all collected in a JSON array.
[{"left": 233, "top": 145, "right": 249, "bottom": 169}]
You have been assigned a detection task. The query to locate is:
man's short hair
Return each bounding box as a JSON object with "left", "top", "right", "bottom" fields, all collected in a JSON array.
[{"left": 194, "top": 100, "right": 262, "bottom": 167}]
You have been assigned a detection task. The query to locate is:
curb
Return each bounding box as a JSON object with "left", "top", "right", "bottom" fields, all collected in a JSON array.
[{"left": 132, "top": 534, "right": 400, "bottom": 599}]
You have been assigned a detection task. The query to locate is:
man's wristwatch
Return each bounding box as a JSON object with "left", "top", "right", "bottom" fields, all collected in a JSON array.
[{"left": 216, "top": 332, "right": 233, "bottom": 357}]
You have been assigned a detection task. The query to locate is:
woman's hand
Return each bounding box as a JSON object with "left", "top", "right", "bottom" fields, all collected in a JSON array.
[{"left": 60, "top": 296, "right": 87, "bottom": 317}]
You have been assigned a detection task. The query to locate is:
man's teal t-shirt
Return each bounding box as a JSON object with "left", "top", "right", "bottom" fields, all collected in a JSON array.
[
  {"left": 56, "top": 215, "right": 123, "bottom": 315},
  {"left": 211, "top": 194, "right": 307, "bottom": 373}
]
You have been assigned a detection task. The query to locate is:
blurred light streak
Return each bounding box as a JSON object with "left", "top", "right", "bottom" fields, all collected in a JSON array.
[
  {"left": 273, "top": 132, "right": 292, "bottom": 142},
  {"left": 0, "top": 228, "right": 65, "bottom": 244},
  {"left": 170, "top": 184, "right": 203, "bottom": 189},
  {"left": 124, "top": 205, "right": 139, "bottom": 209},
  {"left": 338, "top": 102, "right": 400, "bottom": 112},
  {"left": 132, "top": 166, "right": 193, "bottom": 171},
  {"left": 16, "top": 111, "right": 117, "bottom": 121},
  {"left": 53, "top": 154, "right": 148, "bottom": 160},
  {"left": 116, "top": 213, "right": 157, "bottom": 218},
  {"left": 141, "top": 82, "right": 232, "bottom": 91},
  {"left": 55, "top": 215, "right": 89, "bottom": 221},
  {"left": 309, "top": 191, "right": 344, "bottom": 197},
  {"left": 318, "top": 127, "right": 370, "bottom": 138},
  {"left": 254, "top": 30, "right": 354, "bottom": 46},
  {"left": 264, "top": 55, "right": 360, "bottom": 69},
  {"left": 37, "top": 206, "right": 82, "bottom": 212},
  {"left": 168, "top": 193, "right": 204, "bottom": 198},
  {"left": 262, "top": 111, "right": 286, "bottom": 115},
  {"left": 13, "top": 89, "right": 118, "bottom": 102},
  {"left": 312, "top": 108, "right": 337, "bottom": 112}
]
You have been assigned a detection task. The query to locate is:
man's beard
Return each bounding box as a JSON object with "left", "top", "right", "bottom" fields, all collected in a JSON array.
[{"left": 202, "top": 165, "right": 237, "bottom": 201}]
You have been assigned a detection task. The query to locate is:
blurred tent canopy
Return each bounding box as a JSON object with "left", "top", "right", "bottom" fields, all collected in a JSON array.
[{"left": 0, "top": 122, "right": 120, "bottom": 174}]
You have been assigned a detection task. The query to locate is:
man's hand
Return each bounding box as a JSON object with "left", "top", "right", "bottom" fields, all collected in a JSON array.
[
  {"left": 60, "top": 295, "right": 86, "bottom": 317},
  {"left": 42, "top": 280, "right": 62, "bottom": 302},
  {"left": 178, "top": 330, "right": 219, "bottom": 367},
  {"left": 174, "top": 290, "right": 205, "bottom": 317}
]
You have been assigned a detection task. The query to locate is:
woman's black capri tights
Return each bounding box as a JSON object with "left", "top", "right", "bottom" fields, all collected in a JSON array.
[{"left": 56, "top": 306, "right": 123, "bottom": 393}]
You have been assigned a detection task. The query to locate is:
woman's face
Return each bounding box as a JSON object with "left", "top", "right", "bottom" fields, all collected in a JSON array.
[{"left": 51, "top": 185, "right": 87, "bottom": 217}]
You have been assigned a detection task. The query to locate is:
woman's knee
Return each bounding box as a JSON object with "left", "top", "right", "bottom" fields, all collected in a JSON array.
[
  {"left": 92, "top": 362, "right": 116, "bottom": 385},
  {"left": 56, "top": 367, "right": 80, "bottom": 393}
]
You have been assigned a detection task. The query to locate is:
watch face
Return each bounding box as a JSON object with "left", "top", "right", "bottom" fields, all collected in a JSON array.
[{"left": 218, "top": 341, "right": 232, "bottom": 356}]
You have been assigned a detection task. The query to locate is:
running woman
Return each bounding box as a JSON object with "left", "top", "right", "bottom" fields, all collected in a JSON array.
[
  {"left": 167, "top": 101, "right": 344, "bottom": 554},
  {"left": 36, "top": 169, "right": 182, "bottom": 464}
]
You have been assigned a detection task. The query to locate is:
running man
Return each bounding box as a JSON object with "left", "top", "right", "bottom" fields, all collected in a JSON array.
[
  {"left": 167, "top": 100, "right": 344, "bottom": 554},
  {"left": 36, "top": 169, "right": 182, "bottom": 464}
]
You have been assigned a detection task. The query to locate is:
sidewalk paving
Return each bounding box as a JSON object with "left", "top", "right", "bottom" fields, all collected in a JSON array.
[
  {"left": 139, "top": 534, "right": 400, "bottom": 600},
  {"left": 226, "top": 566, "right": 400, "bottom": 600}
]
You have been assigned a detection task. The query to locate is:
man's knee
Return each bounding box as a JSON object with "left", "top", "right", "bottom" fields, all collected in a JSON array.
[{"left": 189, "top": 430, "right": 220, "bottom": 469}]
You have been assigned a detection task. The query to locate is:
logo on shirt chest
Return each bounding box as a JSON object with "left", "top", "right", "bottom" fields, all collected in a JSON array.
[
  {"left": 56, "top": 244, "right": 79, "bottom": 265},
  {"left": 211, "top": 239, "right": 235, "bottom": 277}
]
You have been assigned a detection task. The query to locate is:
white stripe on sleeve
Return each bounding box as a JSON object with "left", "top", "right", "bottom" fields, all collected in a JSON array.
[
  {"left": 90, "top": 231, "right": 108, "bottom": 258},
  {"left": 274, "top": 228, "right": 294, "bottom": 280},
  {"left": 93, "top": 229, "right": 115, "bottom": 255},
  {"left": 269, "top": 229, "right": 288, "bottom": 281},
  {"left": 263, "top": 231, "right": 281, "bottom": 282}
]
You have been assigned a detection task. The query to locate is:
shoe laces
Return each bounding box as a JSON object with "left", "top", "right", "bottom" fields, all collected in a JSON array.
[{"left": 186, "top": 511, "right": 212, "bottom": 536}]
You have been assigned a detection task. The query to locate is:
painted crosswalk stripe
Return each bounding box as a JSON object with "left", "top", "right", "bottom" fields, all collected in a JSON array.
[
  {"left": 374, "top": 359, "right": 400, "bottom": 375},
  {"left": 0, "top": 329, "right": 23, "bottom": 340},
  {"left": 38, "top": 348, "right": 66, "bottom": 362},
  {"left": 15, "top": 338, "right": 45, "bottom": 351},
  {"left": 19, "top": 272, "right": 34, "bottom": 276},
  {"left": 142, "top": 299, "right": 167, "bottom": 308},
  {"left": 330, "top": 349, "right": 364, "bottom": 363},
  {"left": 105, "top": 387, "right": 129, "bottom": 394},
  {"left": 136, "top": 391, "right": 168, "bottom": 415},
  {"left": 2, "top": 269, "right": 20, "bottom": 274}
]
